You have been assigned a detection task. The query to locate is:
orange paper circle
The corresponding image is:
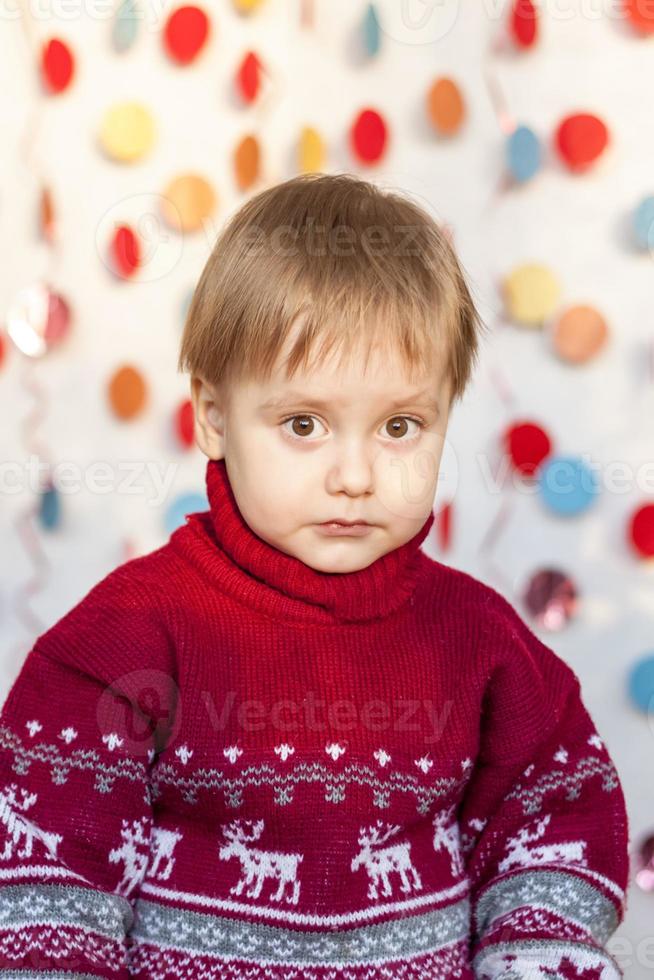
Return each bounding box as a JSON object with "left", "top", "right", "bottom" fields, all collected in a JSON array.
[
  {"left": 160, "top": 173, "right": 217, "bottom": 232},
  {"left": 427, "top": 77, "right": 465, "bottom": 135},
  {"left": 234, "top": 134, "right": 260, "bottom": 190},
  {"left": 550, "top": 304, "right": 608, "bottom": 364},
  {"left": 108, "top": 365, "right": 147, "bottom": 420}
]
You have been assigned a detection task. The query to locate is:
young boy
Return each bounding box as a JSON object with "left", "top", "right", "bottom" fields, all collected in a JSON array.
[{"left": 0, "top": 173, "right": 629, "bottom": 979}]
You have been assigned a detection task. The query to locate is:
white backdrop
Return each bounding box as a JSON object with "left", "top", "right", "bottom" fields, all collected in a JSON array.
[{"left": 1, "top": 1, "right": 653, "bottom": 972}]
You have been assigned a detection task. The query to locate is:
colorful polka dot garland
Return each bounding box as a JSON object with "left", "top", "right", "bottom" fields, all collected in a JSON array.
[
  {"left": 108, "top": 365, "right": 148, "bottom": 420},
  {"left": 109, "top": 225, "right": 141, "bottom": 279},
  {"left": 503, "top": 420, "right": 552, "bottom": 476},
  {"left": 237, "top": 51, "right": 262, "bottom": 103},
  {"left": 427, "top": 78, "right": 466, "bottom": 136},
  {"left": 6, "top": 283, "right": 71, "bottom": 357},
  {"left": 538, "top": 455, "right": 600, "bottom": 516},
  {"left": 549, "top": 304, "right": 608, "bottom": 364},
  {"left": 509, "top": 0, "right": 539, "bottom": 48},
  {"left": 99, "top": 102, "right": 156, "bottom": 162},
  {"left": 41, "top": 37, "right": 75, "bottom": 94},
  {"left": 628, "top": 653, "right": 654, "bottom": 713},
  {"left": 160, "top": 173, "right": 217, "bottom": 232},
  {"left": 165, "top": 491, "right": 208, "bottom": 534},
  {"left": 163, "top": 5, "right": 210, "bottom": 65},
  {"left": 628, "top": 503, "right": 654, "bottom": 559},
  {"left": 504, "top": 263, "right": 561, "bottom": 326},
  {"left": 506, "top": 124, "right": 542, "bottom": 183},
  {"left": 522, "top": 568, "right": 578, "bottom": 630},
  {"left": 555, "top": 113, "right": 609, "bottom": 172},
  {"left": 350, "top": 108, "right": 388, "bottom": 164}
]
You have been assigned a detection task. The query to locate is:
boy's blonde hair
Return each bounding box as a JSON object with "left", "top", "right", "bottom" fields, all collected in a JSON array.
[{"left": 178, "top": 172, "right": 486, "bottom": 405}]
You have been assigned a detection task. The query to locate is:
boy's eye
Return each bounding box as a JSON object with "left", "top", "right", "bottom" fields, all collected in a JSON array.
[{"left": 280, "top": 415, "right": 426, "bottom": 442}]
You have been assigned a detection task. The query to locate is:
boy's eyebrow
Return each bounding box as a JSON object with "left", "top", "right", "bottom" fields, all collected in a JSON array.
[{"left": 260, "top": 389, "right": 440, "bottom": 412}]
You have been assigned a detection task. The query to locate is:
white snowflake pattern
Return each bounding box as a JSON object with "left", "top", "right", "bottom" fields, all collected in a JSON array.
[
  {"left": 325, "top": 742, "right": 346, "bottom": 761},
  {"left": 223, "top": 745, "right": 243, "bottom": 764},
  {"left": 175, "top": 744, "right": 194, "bottom": 765},
  {"left": 102, "top": 733, "right": 124, "bottom": 751}
]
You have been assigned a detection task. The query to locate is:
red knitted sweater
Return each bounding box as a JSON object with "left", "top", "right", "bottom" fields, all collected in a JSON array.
[{"left": 0, "top": 457, "right": 630, "bottom": 979}]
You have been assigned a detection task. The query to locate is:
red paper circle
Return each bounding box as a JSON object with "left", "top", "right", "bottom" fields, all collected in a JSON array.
[
  {"left": 237, "top": 51, "right": 261, "bottom": 103},
  {"left": 624, "top": 0, "right": 654, "bottom": 34},
  {"left": 503, "top": 421, "right": 552, "bottom": 476},
  {"left": 555, "top": 113, "right": 609, "bottom": 172},
  {"left": 0, "top": 331, "right": 6, "bottom": 369},
  {"left": 164, "top": 5, "right": 210, "bottom": 65},
  {"left": 41, "top": 38, "right": 75, "bottom": 94},
  {"left": 111, "top": 225, "right": 141, "bottom": 279},
  {"left": 351, "top": 108, "right": 388, "bottom": 164},
  {"left": 629, "top": 503, "right": 654, "bottom": 558},
  {"left": 175, "top": 399, "right": 195, "bottom": 448},
  {"left": 44, "top": 291, "right": 71, "bottom": 346},
  {"left": 510, "top": 0, "right": 538, "bottom": 48}
]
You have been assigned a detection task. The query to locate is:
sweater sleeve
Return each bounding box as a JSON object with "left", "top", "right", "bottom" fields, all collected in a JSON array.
[
  {"left": 458, "top": 596, "right": 630, "bottom": 980},
  {"left": 0, "top": 562, "right": 178, "bottom": 978}
]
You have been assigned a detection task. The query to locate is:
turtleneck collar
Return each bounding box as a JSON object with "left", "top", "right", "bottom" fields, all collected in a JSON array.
[{"left": 175, "top": 457, "right": 435, "bottom": 626}]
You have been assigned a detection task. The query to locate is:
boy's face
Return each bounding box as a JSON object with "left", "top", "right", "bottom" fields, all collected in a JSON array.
[{"left": 191, "top": 338, "right": 451, "bottom": 574}]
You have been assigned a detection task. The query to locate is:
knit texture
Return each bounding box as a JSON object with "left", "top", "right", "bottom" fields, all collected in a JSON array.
[{"left": 0, "top": 457, "right": 630, "bottom": 979}]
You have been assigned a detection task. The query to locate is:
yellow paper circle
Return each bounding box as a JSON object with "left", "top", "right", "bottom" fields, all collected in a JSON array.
[
  {"left": 160, "top": 174, "right": 217, "bottom": 233},
  {"left": 99, "top": 102, "right": 156, "bottom": 163},
  {"left": 549, "top": 304, "right": 608, "bottom": 364},
  {"left": 504, "top": 263, "right": 561, "bottom": 327},
  {"left": 233, "top": 0, "right": 265, "bottom": 12},
  {"left": 234, "top": 134, "right": 260, "bottom": 190},
  {"left": 299, "top": 126, "right": 325, "bottom": 173}
]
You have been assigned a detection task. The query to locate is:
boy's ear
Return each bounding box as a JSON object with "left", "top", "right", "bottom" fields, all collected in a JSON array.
[{"left": 190, "top": 375, "right": 225, "bottom": 460}]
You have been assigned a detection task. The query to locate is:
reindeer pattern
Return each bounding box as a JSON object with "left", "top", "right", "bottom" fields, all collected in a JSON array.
[
  {"left": 350, "top": 819, "right": 423, "bottom": 900},
  {"left": 108, "top": 816, "right": 152, "bottom": 896},
  {"left": 0, "top": 782, "right": 62, "bottom": 862},
  {"left": 218, "top": 818, "right": 304, "bottom": 904},
  {"left": 498, "top": 812, "right": 588, "bottom": 873},
  {"left": 432, "top": 803, "right": 465, "bottom": 879}
]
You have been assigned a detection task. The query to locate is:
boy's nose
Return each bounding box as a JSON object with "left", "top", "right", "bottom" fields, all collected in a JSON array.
[{"left": 326, "top": 448, "right": 376, "bottom": 497}]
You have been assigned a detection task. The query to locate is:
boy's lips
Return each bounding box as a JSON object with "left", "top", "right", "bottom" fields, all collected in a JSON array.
[
  {"left": 320, "top": 520, "right": 371, "bottom": 527},
  {"left": 315, "top": 521, "right": 375, "bottom": 537}
]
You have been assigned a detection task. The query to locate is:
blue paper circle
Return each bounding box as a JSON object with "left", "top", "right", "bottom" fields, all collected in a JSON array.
[
  {"left": 507, "top": 125, "right": 542, "bottom": 183},
  {"left": 164, "top": 491, "right": 208, "bottom": 535},
  {"left": 628, "top": 653, "right": 654, "bottom": 714},
  {"left": 538, "top": 455, "right": 599, "bottom": 516},
  {"left": 112, "top": 0, "right": 140, "bottom": 53},
  {"left": 38, "top": 484, "right": 61, "bottom": 530},
  {"left": 363, "top": 3, "right": 381, "bottom": 57},
  {"left": 633, "top": 195, "right": 654, "bottom": 251}
]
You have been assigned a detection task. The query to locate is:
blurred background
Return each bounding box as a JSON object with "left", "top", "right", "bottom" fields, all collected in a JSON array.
[{"left": 1, "top": 0, "right": 653, "bottom": 972}]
